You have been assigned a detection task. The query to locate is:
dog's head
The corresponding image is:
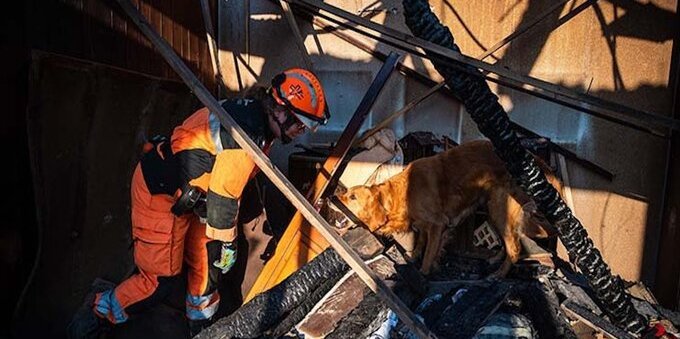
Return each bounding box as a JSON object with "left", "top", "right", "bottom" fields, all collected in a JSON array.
[{"left": 330, "top": 185, "right": 388, "bottom": 233}]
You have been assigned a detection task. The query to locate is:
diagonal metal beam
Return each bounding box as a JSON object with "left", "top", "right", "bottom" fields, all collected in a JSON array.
[
  {"left": 356, "top": 82, "right": 444, "bottom": 145},
  {"left": 317, "top": 52, "right": 401, "bottom": 199},
  {"left": 478, "top": 0, "right": 573, "bottom": 61},
  {"left": 295, "top": 4, "right": 656, "bottom": 137},
  {"left": 288, "top": 0, "right": 680, "bottom": 137},
  {"left": 114, "top": 1, "right": 435, "bottom": 337},
  {"left": 304, "top": 11, "right": 615, "bottom": 180},
  {"left": 351, "top": 0, "right": 579, "bottom": 145}
]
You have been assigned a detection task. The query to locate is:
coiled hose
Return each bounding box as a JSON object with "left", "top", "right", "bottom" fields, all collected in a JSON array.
[{"left": 401, "top": 0, "right": 646, "bottom": 334}]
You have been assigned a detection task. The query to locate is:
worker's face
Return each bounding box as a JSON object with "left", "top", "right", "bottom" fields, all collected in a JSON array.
[{"left": 270, "top": 105, "right": 307, "bottom": 142}]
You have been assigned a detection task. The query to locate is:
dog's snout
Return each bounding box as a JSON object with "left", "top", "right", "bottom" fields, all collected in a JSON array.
[
  {"left": 326, "top": 197, "right": 351, "bottom": 229},
  {"left": 327, "top": 207, "right": 350, "bottom": 229}
]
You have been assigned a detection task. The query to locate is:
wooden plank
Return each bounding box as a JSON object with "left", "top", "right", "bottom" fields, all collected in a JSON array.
[
  {"left": 562, "top": 300, "right": 636, "bottom": 339},
  {"left": 297, "top": 255, "right": 396, "bottom": 337},
  {"left": 279, "top": 0, "right": 314, "bottom": 70},
  {"left": 92, "top": 0, "right": 116, "bottom": 65},
  {"left": 148, "top": 0, "right": 164, "bottom": 76},
  {"left": 158, "top": 0, "right": 174, "bottom": 79},
  {"left": 171, "top": 0, "right": 183, "bottom": 72},
  {"left": 289, "top": 0, "right": 680, "bottom": 137},
  {"left": 140, "top": 0, "right": 154, "bottom": 74},
  {"left": 189, "top": 10, "right": 201, "bottom": 82},
  {"left": 112, "top": 3, "right": 129, "bottom": 69},
  {"left": 124, "top": 0, "right": 142, "bottom": 73},
  {"left": 245, "top": 0, "right": 250, "bottom": 64},
  {"left": 114, "top": 2, "right": 435, "bottom": 337}
]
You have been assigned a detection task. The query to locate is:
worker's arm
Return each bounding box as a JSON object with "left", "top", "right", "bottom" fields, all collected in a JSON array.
[{"left": 206, "top": 149, "right": 256, "bottom": 242}]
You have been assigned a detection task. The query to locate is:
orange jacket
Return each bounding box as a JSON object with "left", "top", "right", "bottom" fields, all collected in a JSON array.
[{"left": 171, "top": 98, "right": 273, "bottom": 242}]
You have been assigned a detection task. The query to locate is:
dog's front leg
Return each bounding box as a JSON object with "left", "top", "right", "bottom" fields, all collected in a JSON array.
[
  {"left": 407, "top": 228, "right": 426, "bottom": 265},
  {"left": 418, "top": 222, "right": 446, "bottom": 275},
  {"left": 486, "top": 189, "right": 525, "bottom": 278},
  {"left": 393, "top": 230, "right": 417, "bottom": 260},
  {"left": 488, "top": 218, "right": 523, "bottom": 278}
]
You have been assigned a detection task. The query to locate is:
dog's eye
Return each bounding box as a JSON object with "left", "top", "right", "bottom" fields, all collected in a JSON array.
[{"left": 349, "top": 193, "right": 356, "bottom": 200}]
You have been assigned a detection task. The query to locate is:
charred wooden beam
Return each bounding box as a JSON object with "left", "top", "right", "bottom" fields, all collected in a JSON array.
[{"left": 197, "top": 249, "right": 347, "bottom": 338}]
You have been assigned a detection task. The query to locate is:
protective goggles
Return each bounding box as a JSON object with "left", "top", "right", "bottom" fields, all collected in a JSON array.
[{"left": 271, "top": 75, "right": 329, "bottom": 132}]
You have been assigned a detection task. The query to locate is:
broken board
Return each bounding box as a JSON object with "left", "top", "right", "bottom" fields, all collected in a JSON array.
[{"left": 296, "top": 255, "right": 398, "bottom": 338}]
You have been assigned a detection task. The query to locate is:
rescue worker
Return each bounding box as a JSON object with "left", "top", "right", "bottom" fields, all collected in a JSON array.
[{"left": 68, "top": 68, "right": 329, "bottom": 338}]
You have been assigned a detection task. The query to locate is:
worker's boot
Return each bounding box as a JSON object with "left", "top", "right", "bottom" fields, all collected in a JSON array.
[{"left": 67, "top": 278, "right": 116, "bottom": 339}]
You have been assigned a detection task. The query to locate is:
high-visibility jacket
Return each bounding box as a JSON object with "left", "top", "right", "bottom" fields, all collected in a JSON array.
[{"left": 141, "top": 98, "right": 273, "bottom": 243}]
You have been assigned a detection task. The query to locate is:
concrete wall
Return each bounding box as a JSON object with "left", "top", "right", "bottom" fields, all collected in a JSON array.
[{"left": 217, "top": 0, "right": 677, "bottom": 287}]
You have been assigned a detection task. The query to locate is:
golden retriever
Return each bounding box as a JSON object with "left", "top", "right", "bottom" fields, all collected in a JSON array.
[{"left": 333, "top": 140, "right": 562, "bottom": 276}]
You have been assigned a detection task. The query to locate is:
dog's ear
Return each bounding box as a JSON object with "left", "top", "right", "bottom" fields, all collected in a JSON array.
[{"left": 366, "top": 186, "right": 388, "bottom": 231}]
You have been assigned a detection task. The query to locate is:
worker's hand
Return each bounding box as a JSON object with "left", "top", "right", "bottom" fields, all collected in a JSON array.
[{"left": 212, "top": 241, "right": 237, "bottom": 274}]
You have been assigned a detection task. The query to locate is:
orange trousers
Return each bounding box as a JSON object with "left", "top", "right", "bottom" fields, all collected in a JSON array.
[{"left": 93, "top": 164, "right": 222, "bottom": 323}]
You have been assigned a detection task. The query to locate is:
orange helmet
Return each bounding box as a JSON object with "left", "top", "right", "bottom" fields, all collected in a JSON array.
[{"left": 270, "top": 68, "right": 329, "bottom": 132}]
